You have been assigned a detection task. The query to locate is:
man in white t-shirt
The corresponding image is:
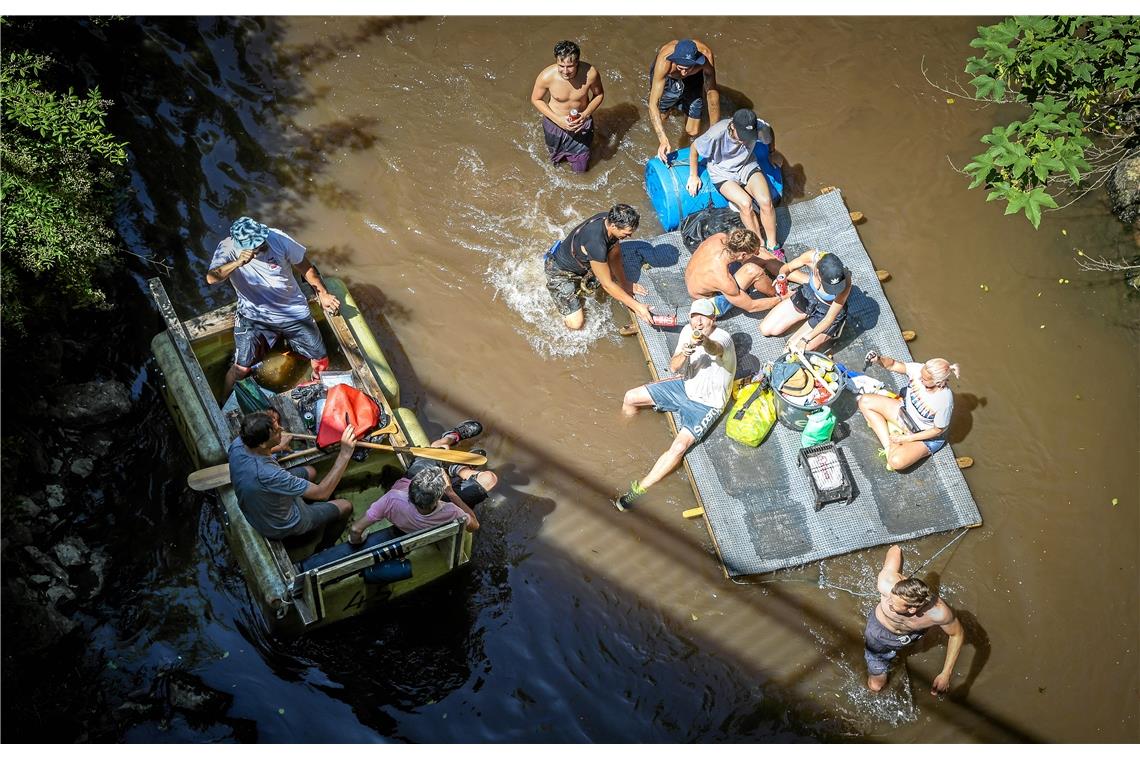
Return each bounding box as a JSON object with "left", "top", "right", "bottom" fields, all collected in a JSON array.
[
  {"left": 206, "top": 216, "right": 342, "bottom": 400},
  {"left": 688, "top": 108, "right": 783, "bottom": 256},
  {"left": 614, "top": 298, "right": 737, "bottom": 511}
]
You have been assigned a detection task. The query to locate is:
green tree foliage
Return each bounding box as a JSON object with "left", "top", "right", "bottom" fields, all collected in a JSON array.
[
  {"left": 961, "top": 16, "right": 1139, "bottom": 228},
  {"left": 1, "top": 47, "right": 128, "bottom": 337}
]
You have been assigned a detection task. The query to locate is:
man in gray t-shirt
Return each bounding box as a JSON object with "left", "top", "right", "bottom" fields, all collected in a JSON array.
[
  {"left": 228, "top": 410, "right": 359, "bottom": 555},
  {"left": 206, "top": 216, "right": 343, "bottom": 400},
  {"left": 688, "top": 109, "right": 783, "bottom": 257}
]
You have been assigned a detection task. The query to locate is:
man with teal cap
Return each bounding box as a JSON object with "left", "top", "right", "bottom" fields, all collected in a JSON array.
[{"left": 206, "top": 216, "right": 341, "bottom": 400}]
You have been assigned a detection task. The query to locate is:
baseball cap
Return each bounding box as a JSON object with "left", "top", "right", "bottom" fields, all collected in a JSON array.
[
  {"left": 689, "top": 298, "right": 716, "bottom": 317},
  {"left": 731, "top": 109, "right": 761, "bottom": 148},
  {"left": 230, "top": 217, "right": 270, "bottom": 250},
  {"left": 666, "top": 39, "right": 706, "bottom": 68},
  {"left": 817, "top": 253, "right": 849, "bottom": 295}
]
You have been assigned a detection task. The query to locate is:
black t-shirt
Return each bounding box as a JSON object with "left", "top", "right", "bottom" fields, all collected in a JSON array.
[{"left": 553, "top": 213, "right": 615, "bottom": 276}]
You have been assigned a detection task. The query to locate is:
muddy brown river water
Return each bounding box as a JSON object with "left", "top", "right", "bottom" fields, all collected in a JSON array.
[{"left": 38, "top": 16, "right": 1140, "bottom": 742}]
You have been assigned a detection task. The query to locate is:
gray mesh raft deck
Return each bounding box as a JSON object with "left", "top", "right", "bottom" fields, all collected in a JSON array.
[{"left": 620, "top": 190, "right": 982, "bottom": 576}]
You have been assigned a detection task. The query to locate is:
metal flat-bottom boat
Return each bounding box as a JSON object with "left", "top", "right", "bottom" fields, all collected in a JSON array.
[{"left": 149, "top": 276, "right": 472, "bottom": 635}]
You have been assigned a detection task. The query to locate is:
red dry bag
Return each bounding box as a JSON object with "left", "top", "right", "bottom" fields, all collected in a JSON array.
[{"left": 317, "top": 384, "right": 382, "bottom": 448}]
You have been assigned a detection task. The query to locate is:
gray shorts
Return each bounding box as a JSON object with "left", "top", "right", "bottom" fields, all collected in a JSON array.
[
  {"left": 544, "top": 256, "right": 599, "bottom": 317},
  {"left": 233, "top": 312, "right": 327, "bottom": 369},
  {"left": 863, "top": 609, "right": 926, "bottom": 676},
  {"left": 291, "top": 499, "right": 341, "bottom": 535}
]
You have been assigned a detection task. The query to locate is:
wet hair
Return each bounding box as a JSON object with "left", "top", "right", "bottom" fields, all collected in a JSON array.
[
  {"left": 891, "top": 577, "right": 933, "bottom": 608},
  {"left": 409, "top": 466, "right": 447, "bottom": 514},
  {"left": 239, "top": 411, "right": 276, "bottom": 448},
  {"left": 924, "top": 358, "right": 961, "bottom": 385},
  {"left": 607, "top": 203, "right": 640, "bottom": 231},
  {"left": 554, "top": 40, "right": 580, "bottom": 61},
  {"left": 723, "top": 228, "right": 760, "bottom": 255}
]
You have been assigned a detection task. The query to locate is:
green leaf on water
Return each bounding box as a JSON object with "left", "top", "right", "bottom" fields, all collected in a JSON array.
[{"left": 1111, "top": 498, "right": 1119, "bottom": 507}]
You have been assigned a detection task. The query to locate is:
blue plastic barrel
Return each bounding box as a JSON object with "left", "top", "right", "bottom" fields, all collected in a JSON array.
[{"left": 644, "top": 145, "right": 784, "bottom": 231}]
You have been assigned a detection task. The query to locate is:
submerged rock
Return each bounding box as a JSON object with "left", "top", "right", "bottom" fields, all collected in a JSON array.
[
  {"left": 45, "top": 484, "right": 66, "bottom": 509},
  {"left": 47, "top": 380, "right": 132, "bottom": 428},
  {"left": 53, "top": 536, "right": 89, "bottom": 568},
  {"left": 70, "top": 458, "right": 95, "bottom": 478}
]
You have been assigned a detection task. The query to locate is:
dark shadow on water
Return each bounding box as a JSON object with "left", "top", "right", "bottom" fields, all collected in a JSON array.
[
  {"left": 592, "top": 102, "right": 640, "bottom": 165},
  {"left": 946, "top": 393, "right": 985, "bottom": 445}
]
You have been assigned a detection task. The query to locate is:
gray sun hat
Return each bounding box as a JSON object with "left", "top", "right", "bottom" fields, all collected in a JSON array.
[
  {"left": 689, "top": 298, "right": 716, "bottom": 318},
  {"left": 230, "top": 216, "right": 270, "bottom": 250}
]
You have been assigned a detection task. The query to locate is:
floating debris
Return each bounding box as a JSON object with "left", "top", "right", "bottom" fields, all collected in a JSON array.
[
  {"left": 876, "top": 269, "right": 891, "bottom": 282},
  {"left": 849, "top": 211, "right": 865, "bottom": 223},
  {"left": 902, "top": 330, "right": 916, "bottom": 342},
  {"left": 955, "top": 456, "right": 974, "bottom": 469}
]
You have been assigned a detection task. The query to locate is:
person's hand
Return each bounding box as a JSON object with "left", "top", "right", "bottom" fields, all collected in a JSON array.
[
  {"left": 348, "top": 527, "right": 365, "bottom": 547},
  {"left": 430, "top": 438, "right": 454, "bottom": 450},
  {"left": 865, "top": 349, "right": 881, "bottom": 366},
  {"left": 631, "top": 282, "right": 649, "bottom": 296},
  {"left": 631, "top": 301, "right": 653, "bottom": 324},
  {"left": 565, "top": 112, "right": 585, "bottom": 132},
  {"left": 318, "top": 291, "right": 341, "bottom": 316},
  {"left": 788, "top": 334, "right": 808, "bottom": 353},
  {"left": 686, "top": 175, "right": 701, "bottom": 197},
  {"left": 237, "top": 249, "right": 257, "bottom": 267},
  {"left": 277, "top": 431, "right": 293, "bottom": 450},
  {"left": 888, "top": 432, "right": 907, "bottom": 446},
  {"left": 339, "top": 423, "right": 358, "bottom": 452},
  {"left": 931, "top": 672, "right": 953, "bottom": 695},
  {"left": 657, "top": 140, "right": 672, "bottom": 164},
  {"left": 682, "top": 341, "right": 698, "bottom": 356}
]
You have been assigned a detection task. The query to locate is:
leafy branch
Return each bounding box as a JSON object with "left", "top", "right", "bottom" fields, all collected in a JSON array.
[{"left": 953, "top": 16, "right": 1139, "bottom": 228}]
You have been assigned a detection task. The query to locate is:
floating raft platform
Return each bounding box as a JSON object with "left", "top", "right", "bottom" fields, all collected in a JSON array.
[{"left": 620, "top": 190, "right": 982, "bottom": 576}]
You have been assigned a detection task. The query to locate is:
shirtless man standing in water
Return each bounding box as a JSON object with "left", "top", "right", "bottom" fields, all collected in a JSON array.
[
  {"left": 684, "top": 229, "right": 784, "bottom": 317},
  {"left": 530, "top": 40, "right": 605, "bottom": 173},
  {"left": 865, "top": 545, "right": 966, "bottom": 695}
]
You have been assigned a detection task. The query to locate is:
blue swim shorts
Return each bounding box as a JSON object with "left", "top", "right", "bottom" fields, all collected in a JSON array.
[{"left": 645, "top": 378, "right": 721, "bottom": 441}]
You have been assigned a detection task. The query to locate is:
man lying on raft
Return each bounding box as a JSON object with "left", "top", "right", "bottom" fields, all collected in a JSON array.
[{"left": 685, "top": 228, "right": 787, "bottom": 316}]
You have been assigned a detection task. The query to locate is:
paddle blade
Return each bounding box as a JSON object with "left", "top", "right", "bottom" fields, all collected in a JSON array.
[
  {"left": 187, "top": 463, "right": 231, "bottom": 491},
  {"left": 404, "top": 446, "right": 487, "bottom": 466}
]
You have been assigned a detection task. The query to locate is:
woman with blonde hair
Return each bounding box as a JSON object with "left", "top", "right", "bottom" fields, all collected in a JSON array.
[{"left": 858, "top": 352, "right": 961, "bottom": 471}]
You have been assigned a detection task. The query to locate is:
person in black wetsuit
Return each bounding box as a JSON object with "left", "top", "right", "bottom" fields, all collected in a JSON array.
[{"left": 542, "top": 204, "right": 652, "bottom": 331}]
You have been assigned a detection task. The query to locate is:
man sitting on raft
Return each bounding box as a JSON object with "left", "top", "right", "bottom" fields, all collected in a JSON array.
[
  {"left": 687, "top": 109, "right": 784, "bottom": 256},
  {"left": 543, "top": 204, "right": 652, "bottom": 331},
  {"left": 685, "top": 228, "right": 785, "bottom": 316},
  {"left": 348, "top": 420, "right": 496, "bottom": 540},
  {"left": 614, "top": 298, "right": 735, "bottom": 511},
  {"left": 530, "top": 40, "right": 605, "bottom": 174},
  {"left": 858, "top": 353, "right": 960, "bottom": 471},
  {"left": 648, "top": 38, "right": 720, "bottom": 163},
  {"left": 760, "top": 249, "right": 852, "bottom": 353}
]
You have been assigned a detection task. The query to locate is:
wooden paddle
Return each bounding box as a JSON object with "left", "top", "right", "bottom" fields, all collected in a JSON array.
[{"left": 186, "top": 440, "right": 487, "bottom": 492}]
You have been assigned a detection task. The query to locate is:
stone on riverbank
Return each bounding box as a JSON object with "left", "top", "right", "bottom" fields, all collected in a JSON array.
[
  {"left": 47, "top": 380, "right": 132, "bottom": 428},
  {"left": 1108, "top": 156, "right": 1140, "bottom": 226}
]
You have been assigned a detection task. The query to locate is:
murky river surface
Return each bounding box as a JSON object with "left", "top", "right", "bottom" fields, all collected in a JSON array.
[{"left": 41, "top": 16, "right": 1140, "bottom": 741}]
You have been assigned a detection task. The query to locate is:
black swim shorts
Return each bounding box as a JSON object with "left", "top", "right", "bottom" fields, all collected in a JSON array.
[
  {"left": 233, "top": 312, "right": 327, "bottom": 369},
  {"left": 863, "top": 609, "right": 927, "bottom": 676}
]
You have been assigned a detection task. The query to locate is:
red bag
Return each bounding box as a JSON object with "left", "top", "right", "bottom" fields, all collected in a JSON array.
[{"left": 317, "top": 384, "right": 382, "bottom": 448}]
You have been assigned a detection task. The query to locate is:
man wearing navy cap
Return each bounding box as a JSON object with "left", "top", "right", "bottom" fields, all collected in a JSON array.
[
  {"left": 206, "top": 217, "right": 341, "bottom": 400},
  {"left": 648, "top": 38, "right": 721, "bottom": 163},
  {"left": 688, "top": 108, "right": 783, "bottom": 257}
]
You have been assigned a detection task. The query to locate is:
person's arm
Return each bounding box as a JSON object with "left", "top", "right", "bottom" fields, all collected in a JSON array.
[
  {"left": 206, "top": 248, "right": 255, "bottom": 285},
  {"left": 347, "top": 511, "right": 379, "bottom": 547},
  {"left": 580, "top": 66, "right": 604, "bottom": 120},
  {"left": 871, "top": 354, "right": 909, "bottom": 375},
  {"left": 932, "top": 611, "right": 965, "bottom": 694},
  {"left": 443, "top": 483, "right": 480, "bottom": 533},
  {"left": 648, "top": 53, "right": 671, "bottom": 161},
  {"left": 702, "top": 61, "right": 720, "bottom": 124},
  {"left": 775, "top": 249, "right": 814, "bottom": 281},
  {"left": 302, "top": 424, "right": 358, "bottom": 501},
  {"left": 529, "top": 69, "right": 560, "bottom": 123},
  {"left": 669, "top": 334, "right": 696, "bottom": 373},
  {"left": 687, "top": 144, "right": 702, "bottom": 196},
  {"left": 295, "top": 257, "right": 341, "bottom": 315},
  {"left": 723, "top": 269, "right": 781, "bottom": 313},
  {"left": 590, "top": 256, "right": 651, "bottom": 323},
  {"left": 877, "top": 545, "right": 904, "bottom": 594}
]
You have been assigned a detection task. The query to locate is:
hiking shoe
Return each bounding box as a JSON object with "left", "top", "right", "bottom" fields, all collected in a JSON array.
[
  {"left": 442, "top": 420, "right": 483, "bottom": 445},
  {"left": 447, "top": 449, "right": 488, "bottom": 479},
  {"left": 613, "top": 492, "right": 638, "bottom": 512}
]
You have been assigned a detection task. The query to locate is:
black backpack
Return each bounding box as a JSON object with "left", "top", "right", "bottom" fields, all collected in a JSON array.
[{"left": 679, "top": 205, "right": 745, "bottom": 251}]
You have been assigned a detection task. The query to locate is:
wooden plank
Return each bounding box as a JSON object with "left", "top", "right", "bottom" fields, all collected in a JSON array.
[
  {"left": 148, "top": 278, "right": 231, "bottom": 449},
  {"left": 183, "top": 302, "right": 237, "bottom": 341}
]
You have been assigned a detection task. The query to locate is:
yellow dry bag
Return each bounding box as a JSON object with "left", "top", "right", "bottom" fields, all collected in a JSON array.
[{"left": 725, "top": 382, "right": 778, "bottom": 447}]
